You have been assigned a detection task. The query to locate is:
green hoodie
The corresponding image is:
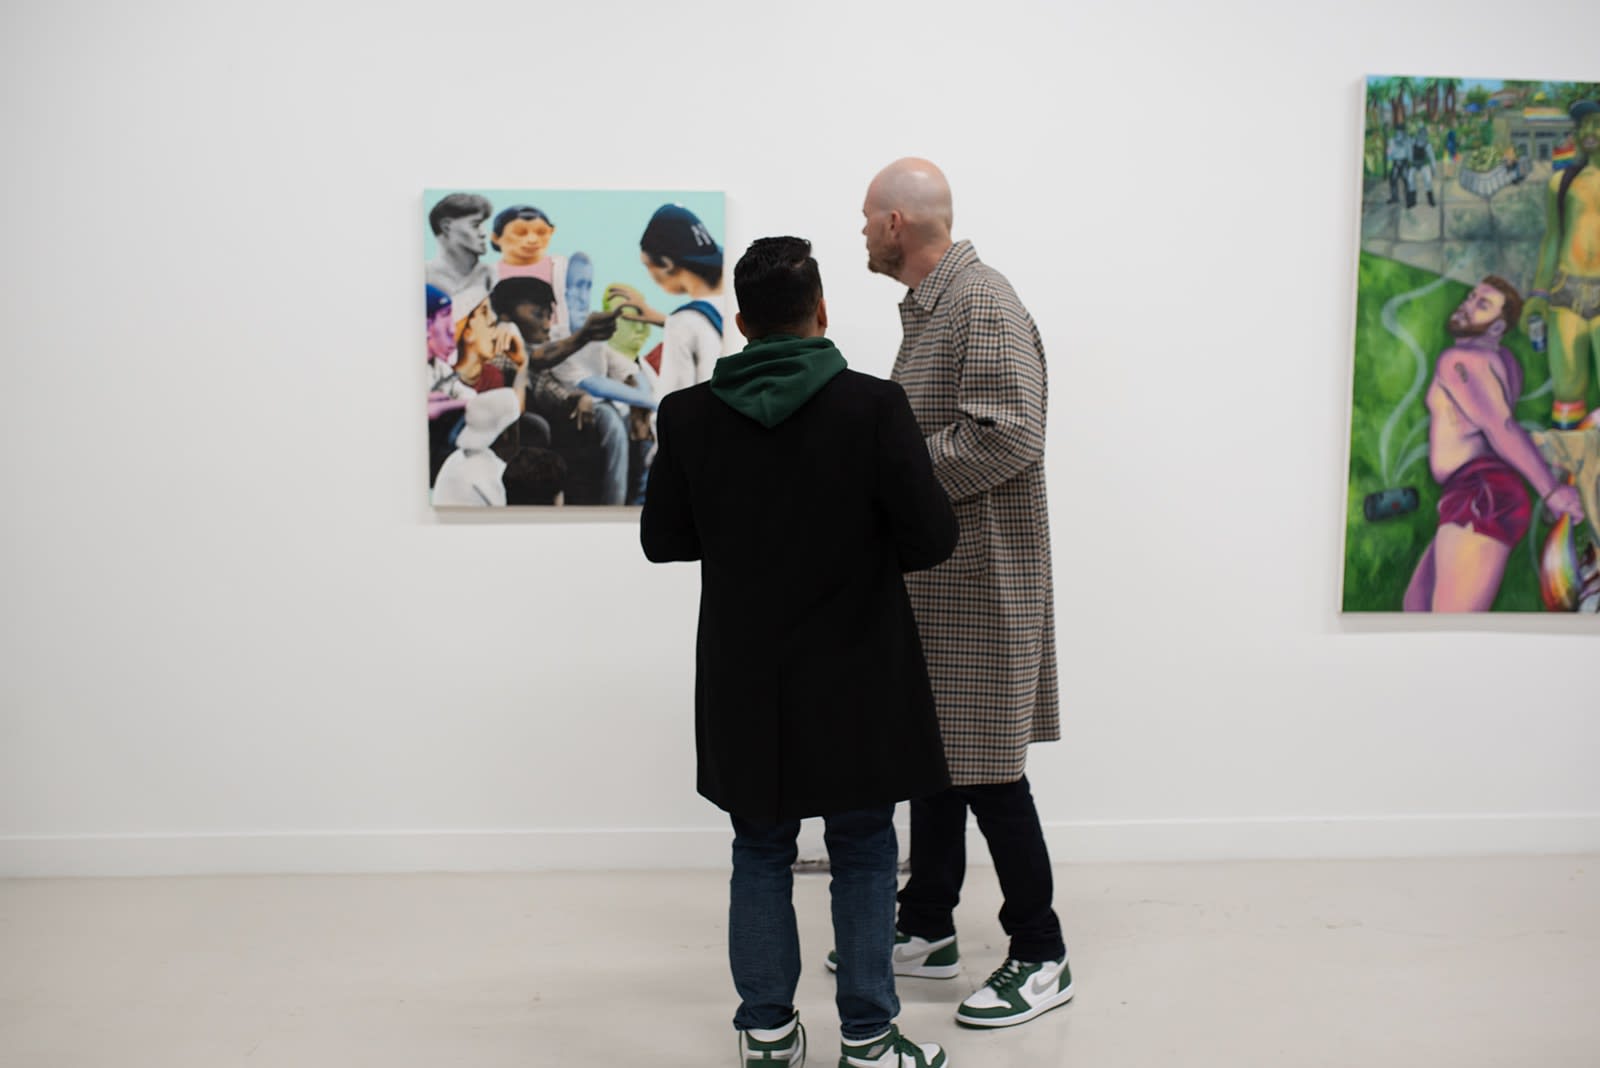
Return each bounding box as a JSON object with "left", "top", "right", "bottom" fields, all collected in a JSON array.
[{"left": 709, "top": 334, "right": 847, "bottom": 428}]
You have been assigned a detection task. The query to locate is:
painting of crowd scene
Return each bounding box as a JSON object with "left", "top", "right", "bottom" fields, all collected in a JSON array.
[
  {"left": 423, "top": 189, "right": 727, "bottom": 508},
  {"left": 1344, "top": 77, "right": 1600, "bottom": 613}
]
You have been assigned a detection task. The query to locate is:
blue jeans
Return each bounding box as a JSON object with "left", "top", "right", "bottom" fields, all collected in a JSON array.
[
  {"left": 538, "top": 397, "right": 627, "bottom": 505},
  {"left": 729, "top": 806, "right": 898, "bottom": 1040}
]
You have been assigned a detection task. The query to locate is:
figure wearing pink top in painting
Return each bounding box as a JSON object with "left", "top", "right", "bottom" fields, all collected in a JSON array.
[{"left": 493, "top": 205, "right": 572, "bottom": 339}]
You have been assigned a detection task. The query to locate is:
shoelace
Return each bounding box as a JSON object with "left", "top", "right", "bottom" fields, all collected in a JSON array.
[{"left": 982, "top": 958, "right": 1027, "bottom": 993}]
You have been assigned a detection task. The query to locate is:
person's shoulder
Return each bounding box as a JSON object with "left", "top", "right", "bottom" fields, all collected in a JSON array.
[
  {"left": 1437, "top": 344, "right": 1502, "bottom": 375},
  {"left": 951, "top": 258, "right": 1019, "bottom": 301},
  {"left": 949, "top": 262, "right": 1032, "bottom": 322},
  {"left": 825, "top": 371, "right": 916, "bottom": 426},
  {"left": 828, "top": 369, "right": 904, "bottom": 401},
  {"left": 659, "top": 382, "right": 713, "bottom": 413}
]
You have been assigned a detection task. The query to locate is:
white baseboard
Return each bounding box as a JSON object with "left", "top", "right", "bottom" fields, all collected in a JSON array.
[{"left": 3, "top": 814, "right": 1597, "bottom": 878}]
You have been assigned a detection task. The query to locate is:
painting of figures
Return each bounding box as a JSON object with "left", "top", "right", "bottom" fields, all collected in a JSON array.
[
  {"left": 1344, "top": 77, "right": 1600, "bottom": 613},
  {"left": 423, "top": 189, "right": 726, "bottom": 508}
]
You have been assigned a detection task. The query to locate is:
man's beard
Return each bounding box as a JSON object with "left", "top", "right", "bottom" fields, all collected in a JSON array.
[
  {"left": 867, "top": 246, "right": 903, "bottom": 277},
  {"left": 1448, "top": 313, "right": 1496, "bottom": 339}
]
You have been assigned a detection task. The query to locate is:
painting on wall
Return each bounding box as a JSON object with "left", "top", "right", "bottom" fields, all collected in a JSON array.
[
  {"left": 1342, "top": 76, "right": 1600, "bottom": 613},
  {"left": 423, "top": 189, "right": 727, "bottom": 508}
]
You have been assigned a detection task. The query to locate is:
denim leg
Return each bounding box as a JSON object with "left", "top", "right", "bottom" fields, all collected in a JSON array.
[
  {"left": 729, "top": 815, "right": 802, "bottom": 1032},
  {"left": 825, "top": 805, "right": 899, "bottom": 1041},
  {"left": 592, "top": 403, "right": 628, "bottom": 506},
  {"left": 627, "top": 437, "right": 652, "bottom": 505},
  {"left": 895, "top": 788, "right": 968, "bottom": 942},
  {"left": 968, "top": 776, "right": 1065, "bottom": 962}
]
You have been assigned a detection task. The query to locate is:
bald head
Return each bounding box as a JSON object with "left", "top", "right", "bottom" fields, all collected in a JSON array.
[
  {"left": 861, "top": 158, "right": 956, "bottom": 285},
  {"left": 865, "top": 157, "right": 953, "bottom": 240}
]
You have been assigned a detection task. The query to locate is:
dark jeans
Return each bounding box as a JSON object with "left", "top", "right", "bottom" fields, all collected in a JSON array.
[
  {"left": 729, "top": 806, "right": 898, "bottom": 1040},
  {"left": 537, "top": 398, "right": 627, "bottom": 505},
  {"left": 896, "top": 775, "right": 1065, "bottom": 963}
]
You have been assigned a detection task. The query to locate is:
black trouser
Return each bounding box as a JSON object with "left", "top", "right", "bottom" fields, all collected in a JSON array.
[
  {"left": 1388, "top": 160, "right": 1407, "bottom": 202},
  {"left": 896, "top": 775, "right": 1065, "bottom": 964}
]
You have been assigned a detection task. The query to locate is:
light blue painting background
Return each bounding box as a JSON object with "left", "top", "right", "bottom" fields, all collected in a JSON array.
[{"left": 423, "top": 188, "right": 725, "bottom": 320}]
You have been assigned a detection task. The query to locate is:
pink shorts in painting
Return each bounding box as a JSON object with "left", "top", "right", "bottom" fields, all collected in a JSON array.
[{"left": 1437, "top": 456, "right": 1531, "bottom": 546}]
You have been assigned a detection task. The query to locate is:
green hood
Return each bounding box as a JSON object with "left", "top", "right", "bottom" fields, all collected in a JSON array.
[{"left": 709, "top": 334, "right": 846, "bottom": 428}]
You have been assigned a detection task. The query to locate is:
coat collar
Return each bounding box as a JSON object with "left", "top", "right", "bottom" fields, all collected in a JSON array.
[{"left": 902, "top": 240, "right": 979, "bottom": 315}]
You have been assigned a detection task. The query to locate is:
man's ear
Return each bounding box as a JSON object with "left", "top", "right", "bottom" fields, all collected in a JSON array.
[
  {"left": 1488, "top": 319, "right": 1508, "bottom": 342},
  {"left": 816, "top": 298, "right": 828, "bottom": 334},
  {"left": 735, "top": 311, "right": 752, "bottom": 340}
]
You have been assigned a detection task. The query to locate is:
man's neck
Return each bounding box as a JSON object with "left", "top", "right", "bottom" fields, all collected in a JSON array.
[
  {"left": 1450, "top": 332, "right": 1504, "bottom": 352},
  {"left": 441, "top": 246, "right": 480, "bottom": 275},
  {"left": 897, "top": 240, "right": 954, "bottom": 291}
]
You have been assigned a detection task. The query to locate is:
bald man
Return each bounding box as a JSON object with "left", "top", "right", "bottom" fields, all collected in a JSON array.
[{"left": 843, "top": 158, "right": 1072, "bottom": 1029}]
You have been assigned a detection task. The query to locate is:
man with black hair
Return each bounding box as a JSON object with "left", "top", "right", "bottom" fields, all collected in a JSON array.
[
  {"left": 425, "top": 193, "right": 496, "bottom": 325},
  {"left": 486, "top": 276, "right": 623, "bottom": 383},
  {"left": 642, "top": 237, "right": 955, "bottom": 1068},
  {"left": 489, "top": 277, "right": 627, "bottom": 505}
]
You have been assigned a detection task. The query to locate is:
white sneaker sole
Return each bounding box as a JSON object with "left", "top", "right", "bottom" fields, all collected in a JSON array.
[
  {"left": 954, "top": 982, "right": 1074, "bottom": 1028},
  {"left": 824, "top": 956, "right": 962, "bottom": 980}
]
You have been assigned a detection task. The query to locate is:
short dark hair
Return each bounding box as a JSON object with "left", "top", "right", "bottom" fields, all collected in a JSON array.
[
  {"left": 428, "top": 192, "right": 493, "bottom": 237},
  {"left": 490, "top": 277, "right": 557, "bottom": 318},
  {"left": 501, "top": 446, "right": 568, "bottom": 506},
  {"left": 490, "top": 204, "right": 553, "bottom": 251},
  {"left": 1481, "top": 275, "right": 1523, "bottom": 332},
  {"left": 734, "top": 237, "right": 823, "bottom": 337}
]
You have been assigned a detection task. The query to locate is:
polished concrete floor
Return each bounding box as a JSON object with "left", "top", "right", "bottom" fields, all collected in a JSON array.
[{"left": 2, "top": 855, "right": 1596, "bottom": 1066}]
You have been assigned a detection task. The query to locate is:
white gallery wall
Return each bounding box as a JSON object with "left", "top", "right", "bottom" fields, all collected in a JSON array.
[{"left": 1, "top": 0, "right": 1595, "bottom": 877}]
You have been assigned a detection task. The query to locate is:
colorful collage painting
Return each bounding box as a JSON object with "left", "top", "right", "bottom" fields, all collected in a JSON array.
[{"left": 424, "top": 189, "right": 726, "bottom": 507}]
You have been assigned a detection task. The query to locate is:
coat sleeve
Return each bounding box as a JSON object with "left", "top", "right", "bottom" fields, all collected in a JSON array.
[
  {"left": 926, "top": 289, "right": 1046, "bottom": 503},
  {"left": 640, "top": 396, "right": 701, "bottom": 562},
  {"left": 876, "top": 381, "right": 958, "bottom": 572}
]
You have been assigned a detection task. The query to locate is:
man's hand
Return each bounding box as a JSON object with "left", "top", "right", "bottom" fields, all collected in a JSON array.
[
  {"left": 492, "top": 323, "right": 526, "bottom": 365},
  {"left": 627, "top": 404, "right": 653, "bottom": 442},
  {"left": 570, "top": 393, "right": 596, "bottom": 431},
  {"left": 575, "top": 307, "right": 623, "bottom": 345},
  {"left": 604, "top": 284, "right": 665, "bottom": 325},
  {"left": 1547, "top": 484, "right": 1586, "bottom": 524}
]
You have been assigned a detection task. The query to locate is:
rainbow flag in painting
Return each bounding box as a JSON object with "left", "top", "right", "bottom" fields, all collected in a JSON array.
[{"left": 1553, "top": 140, "right": 1577, "bottom": 169}]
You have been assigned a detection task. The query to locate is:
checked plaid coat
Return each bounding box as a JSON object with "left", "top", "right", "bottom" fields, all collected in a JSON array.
[{"left": 891, "top": 240, "right": 1059, "bottom": 785}]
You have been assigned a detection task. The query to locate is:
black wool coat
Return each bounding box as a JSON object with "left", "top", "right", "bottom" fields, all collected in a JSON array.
[{"left": 641, "top": 369, "right": 957, "bottom": 822}]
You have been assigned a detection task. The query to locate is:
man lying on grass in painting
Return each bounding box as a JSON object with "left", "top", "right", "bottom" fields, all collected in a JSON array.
[{"left": 1404, "top": 277, "right": 1586, "bottom": 612}]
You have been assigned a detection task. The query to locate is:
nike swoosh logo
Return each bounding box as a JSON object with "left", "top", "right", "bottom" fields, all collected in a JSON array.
[
  {"left": 892, "top": 945, "right": 923, "bottom": 963},
  {"left": 1027, "top": 971, "right": 1061, "bottom": 999}
]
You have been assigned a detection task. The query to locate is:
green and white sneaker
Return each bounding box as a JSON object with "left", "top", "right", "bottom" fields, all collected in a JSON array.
[
  {"left": 740, "top": 1010, "right": 805, "bottom": 1066},
  {"left": 954, "top": 956, "right": 1073, "bottom": 1028},
  {"left": 838, "top": 1024, "right": 947, "bottom": 1067},
  {"left": 825, "top": 931, "right": 961, "bottom": 979}
]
